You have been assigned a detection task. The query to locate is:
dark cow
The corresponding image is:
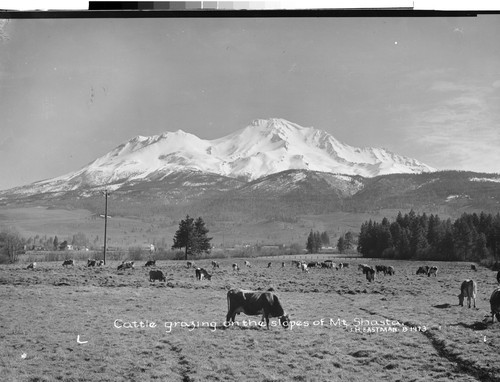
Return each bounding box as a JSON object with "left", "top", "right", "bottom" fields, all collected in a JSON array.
[
  {"left": 144, "top": 260, "right": 156, "bottom": 267},
  {"left": 195, "top": 267, "right": 212, "bottom": 281},
  {"left": 366, "top": 267, "right": 376, "bottom": 282},
  {"left": 281, "top": 262, "right": 285, "bottom": 268},
  {"left": 490, "top": 288, "right": 500, "bottom": 323},
  {"left": 321, "top": 262, "right": 333, "bottom": 269},
  {"left": 387, "top": 266, "right": 395, "bottom": 276},
  {"left": 376, "top": 265, "right": 388, "bottom": 274},
  {"left": 267, "top": 262, "right": 272, "bottom": 268},
  {"left": 211, "top": 260, "right": 220, "bottom": 269},
  {"left": 87, "top": 259, "right": 97, "bottom": 267},
  {"left": 341, "top": 263, "right": 349, "bottom": 268},
  {"left": 117, "top": 261, "right": 135, "bottom": 271},
  {"left": 26, "top": 262, "right": 36, "bottom": 269},
  {"left": 359, "top": 264, "right": 372, "bottom": 274},
  {"left": 307, "top": 262, "right": 320, "bottom": 269},
  {"left": 471, "top": 264, "right": 477, "bottom": 271},
  {"left": 149, "top": 270, "right": 166, "bottom": 282},
  {"left": 62, "top": 259, "right": 74, "bottom": 267},
  {"left": 428, "top": 266, "right": 438, "bottom": 277},
  {"left": 416, "top": 266, "right": 429, "bottom": 275},
  {"left": 225, "top": 288, "right": 289, "bottom": 330},
  {"left": 458, "top": 279, "right": 477, "bottom": 308}
]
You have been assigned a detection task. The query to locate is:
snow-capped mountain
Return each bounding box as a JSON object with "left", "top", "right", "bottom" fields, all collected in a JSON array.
[{"left": 1, "top": 118, "right": 435, "bottom": 197}]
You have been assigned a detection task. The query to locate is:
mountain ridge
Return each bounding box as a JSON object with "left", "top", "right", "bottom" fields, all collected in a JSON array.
[{"left": 0, "top": 118, "right": 435, "bottom": 198}]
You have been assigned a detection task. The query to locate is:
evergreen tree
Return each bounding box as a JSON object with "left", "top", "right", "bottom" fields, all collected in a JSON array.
[
  {"left": 337, "top": 236, "right": 346, "bottom": 253},
  {"left": 172, "top": 215, "right": 212, "bottom": 260},
  {"left": 53, "top": 236, "right": 59, "bottom": 251}
]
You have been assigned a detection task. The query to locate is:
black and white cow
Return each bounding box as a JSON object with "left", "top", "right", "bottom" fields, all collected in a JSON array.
[
  {"left": 144, "top": 260, "right": 156, "bottom": 267},
  {"left": 225, "top": 288, "right": 289, "bottom": 330},
  {"left": 62, "top": 259, "right": 74, "bottom": 267},
  {"left": 195, "top": 267, "right": 212, "bottom": 281}
]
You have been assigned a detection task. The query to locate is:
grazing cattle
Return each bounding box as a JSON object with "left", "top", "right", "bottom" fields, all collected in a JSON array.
[
  {"left": 428, "top": 266, "right": 438, "bottom": 277},
  {"left": 144, "top": 260, "right": 156, "bottom": 267},
  {"left": 149, "top": 270, "right": 166, "bottom": 282},
  {"left": 321, "top": 262, "right": 333, "bottom": 269},
  {"left": 225, "top": 288, "right": 290, "bottom": 330},
  {"left": 341, "top": 263, "right": 349, "bottom": 268},
  {"left": 244, "top": 261, "right": 251, "bottom": 267},
  {"left": 458, "top": 279, "right": 477, "bottom": 308},
  {"left": 497, "top": 271, "right": 500, "bottom": 284},
  {"left": 195, "top": 267, "right": 212, "bottom": 281},
  {"left": 416, "top": 266, "right": 429, "bottom": 275},
  {"left": 471, "top": 264, "right": 477, "bottom": 271},
  {"left": 300, "top": 263, "right": 309, "bottom": 273},
  {"left": 376, "top": 265, "right": 388, "bottom": 274},
  {"left": 232, "top": 263, "right": 240, "bottom": 272},
  {"left": 359, "top": 264, "right": 372, "bottom": 275},
  {"left": 186, "top": 261, "right": 195, "bottom": 268},
  {"left": 307, "top": 262, "right": 319, "bottom": 269},
  {"left": 365, "top": 267, "right": 376, "bottom": 282},
  {"left": 337, "top": 263, "right": 344, "bottom": 270},
  {"left": 62, "top": 259, "right": 74, "bottom": 267},
  {"left": 96, "top": 260, "right": 104, "bottom": 266},
  {"left": 117, "top": 261, "right": 135, "bottom": 271},
  {"left": 26, "top": 262, "right": 36, "bottom": 270},
  {"left": 211, "top": 260, "right": 220, "bottom": 269},
  {"left": 490, "top": 288, "right": 500, "bottom": 323},
  {"left": 267, "top": 262, "right": 272, "bottom": 268},
  {"left": 387, "top": 266, "right": 395, "bottom": 276},
  {"left": 87, "top": 259, "right": 97, "bottom": 267},
  {"left": 292, "top": 260, "right": 301, "bottom": 268}
]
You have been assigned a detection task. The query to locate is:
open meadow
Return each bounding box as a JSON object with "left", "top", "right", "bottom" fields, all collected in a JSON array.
[{"left": 1, "top": 257, "right": 500, "bottom": 382}]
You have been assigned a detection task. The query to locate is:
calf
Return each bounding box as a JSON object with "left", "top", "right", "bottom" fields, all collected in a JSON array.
[
  {"left": 195, "top": 267, "right": 212, "bottom": 281},
  {"left": 416, "top": 266, "right": 429, "bottom": 275},
  {"left": 211, "top": 260, "right": 220, "bottom": 269},
  {"left": 149, "top": 270, "right": 166, "bottom": 282},
  {"left": 62, "top": 259, "right": 74, "bottom": 267},
  {"left": 225, "top": 288, "right": 289, "bottom": 330},
  {"left": 144, "top": 260, "right": 156, "bottom": 267},
  {"left": 490, "top": 288, "right": 500, "bottom": 323},
  {"left": 87, "top": 259, "right": 97, "bottom": 267},
  {"left": 458, "top": 279, "right": 477, "bottom": 308},
  {"left": 117, "top": 261, "right": 135, "bottom": 271},
  {"left": 471, "top": 264, "right": 477, "bottom": 271},
  {"left": 26, "top": 262, "right": 36, "bottom": 270}
]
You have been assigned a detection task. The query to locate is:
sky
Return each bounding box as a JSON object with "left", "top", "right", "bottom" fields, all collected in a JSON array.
[{"left": 0, "top": 9, "right": 499, "bottom": 190}]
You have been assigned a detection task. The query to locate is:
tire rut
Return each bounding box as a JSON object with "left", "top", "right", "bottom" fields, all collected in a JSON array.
[
  {"left": 339, "top": 292, "right": 497, "bottom": 382},
  {"left": 162, "top": 338, "right": 196, "bottom": 382}
]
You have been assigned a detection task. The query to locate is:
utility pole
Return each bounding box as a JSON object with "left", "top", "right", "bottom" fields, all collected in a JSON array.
[{"left": 102, "top": 189, "right": 110, "bottom": 265}]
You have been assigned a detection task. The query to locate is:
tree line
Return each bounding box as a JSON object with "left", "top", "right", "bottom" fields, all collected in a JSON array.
[{"left": 357, "top": 210, "right": 500, "bottom": 262}]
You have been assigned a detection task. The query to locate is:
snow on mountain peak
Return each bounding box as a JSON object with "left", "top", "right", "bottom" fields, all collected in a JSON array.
[{"left": 11, "top": 118, "right": 436, "bottom": 191}]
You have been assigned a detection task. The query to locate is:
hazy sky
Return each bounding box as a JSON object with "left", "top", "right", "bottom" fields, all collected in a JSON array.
[{"left": 0, "top": 13, "right": 499, "bottom": 190}]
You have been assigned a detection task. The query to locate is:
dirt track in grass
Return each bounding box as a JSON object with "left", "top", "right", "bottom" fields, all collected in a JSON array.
[{"left": 1, "top": 258, "right": 499, "bottom": 381}]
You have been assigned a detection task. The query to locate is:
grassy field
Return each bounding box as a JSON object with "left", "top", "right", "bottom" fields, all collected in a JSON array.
[{"left": 1, "top": 257, "right": 500, "bottom": 382}]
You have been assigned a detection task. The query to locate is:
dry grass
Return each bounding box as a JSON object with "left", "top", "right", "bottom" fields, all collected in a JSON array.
[{"left": 1, "top": 258, "right": 499, "bottom": 382}]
